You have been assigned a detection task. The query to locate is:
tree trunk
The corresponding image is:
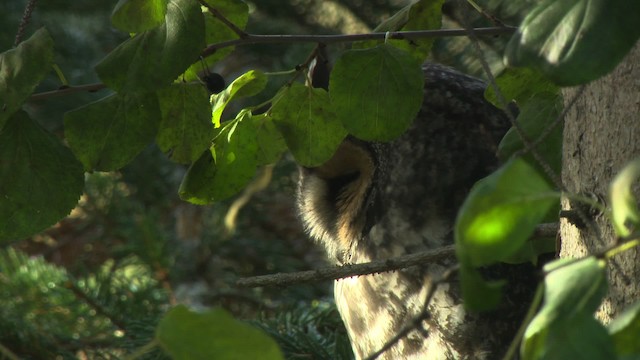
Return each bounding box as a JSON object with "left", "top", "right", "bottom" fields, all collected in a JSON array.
[{"left": 561, "top": 42, "right": 640, "bottom": 323}]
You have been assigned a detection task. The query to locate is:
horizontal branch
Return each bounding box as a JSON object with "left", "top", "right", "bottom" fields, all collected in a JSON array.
[
  {"left": 202, "top": 26, "right": 516, "bottom": 57},
  {"left": 236, "top": 222, "right": 559, "bottom": 288}
]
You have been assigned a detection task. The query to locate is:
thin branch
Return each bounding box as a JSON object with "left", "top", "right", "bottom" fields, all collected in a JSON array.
[
  {"left": 237, "top": 223, "right": 559, "bottom": 288},
  {"left": 27, "top": 27, "right": 515, "bottom": 101},
  {"left": 201, "top": 27, "right": 516, "bottom": 57},
  {"left": 29, "top": 83, "right": 108, "bottom": 101},
  {"left": 237, "top": 245, "right": 456, "bottom": 288},
  {"left": 14, "top": 0, "right": 38, "bottom": 46},
  {"left": 0, "top": 342, "right": 20, "bottom": 360},
  {"left": 197, "top": 0, "right": 247, "bottom": 38},
  {"left": 364, "top": 265, "right": 460, "bottom": 360}
]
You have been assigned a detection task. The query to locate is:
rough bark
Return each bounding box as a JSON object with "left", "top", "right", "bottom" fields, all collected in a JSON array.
[{"left": 561, "top": 42, "right": 640, "bottom": 323}]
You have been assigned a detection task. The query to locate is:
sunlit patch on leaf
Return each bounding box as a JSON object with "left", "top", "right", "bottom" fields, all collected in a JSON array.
[
  {"left": 211, "top": 70, "right": 267, "bottom": 128},
  {"left": 455, "top": 158, "right": 558, "bottom": 267}
]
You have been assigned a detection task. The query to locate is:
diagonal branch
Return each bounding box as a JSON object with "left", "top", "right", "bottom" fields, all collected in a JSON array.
[{"left": 236, "top": 223, "right": 559, "bottom": 288}]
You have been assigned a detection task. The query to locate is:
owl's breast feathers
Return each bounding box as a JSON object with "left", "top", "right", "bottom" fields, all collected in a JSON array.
[{"left": 297, "top": 63, "right": 537, "bottom": 359}]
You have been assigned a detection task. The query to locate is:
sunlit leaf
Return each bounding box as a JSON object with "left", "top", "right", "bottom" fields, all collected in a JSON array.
[
  {"left": 179, "top": 112, "right": 257, "bottom": 204},
  {"left": 609, "top": 158, "right": 640, "bottom": 237},
  {"left": 455, "top": 158, "right": 558, "bottom": 266},
  {"left": 505, "top": 0, "right": 640, "bottom": 85},
  {"left": 329, "top": 44, "right": 424, "bottom": 141},
  {"left": 0, "top": 111, "right": 84, "bottom": 242},
  {"left": 64, "top": 92, "right": 161, "bottom": 171},
  {"left": 156, "top": 83, "right": 213, "bottom": 164},
  {"left": 522, "top": 258, "right": 612, "bottom": 360},
  {"left": 111, "top": 0, "right": 167, "bottom": 33},
  {"left": 211, "top": 70, "right": 267, "bottom": 128},
  {"left": 96, "top": 0, "right": 204, "bottom": 92},
  {"left": 608, "top": 300, "right": 640, "bottom": 356},
  {"left": 0, "top": 28, "right": 54, "bottom": 129},
  {"left": 157, "top": 305, "right": 284, "bottom": 360},
  {"left": 271, "top": 83, "right": 347, "bottom": 167}
]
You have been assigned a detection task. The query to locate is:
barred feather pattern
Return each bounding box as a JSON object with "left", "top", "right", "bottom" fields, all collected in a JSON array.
[{"left": 297, "top": 64, "right": 537, "bottom": 359}]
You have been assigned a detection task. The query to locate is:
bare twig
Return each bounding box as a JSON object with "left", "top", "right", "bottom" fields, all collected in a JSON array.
[
  {"left": 14, "top": 0, "right": 38, "bottom": 46},
  {"left": 201, "top": 27, "right": 516, "bottom": 57},
  {"left": 197, "top": 0, "right": 247, "bottom": 38},
  {"left": 237, "top": 223, "right": 559, "bottom": 288},
  {"left": 237, "top": 245, "right": 456, "bottom": 288},
  {"left": 364, "top": 265, "right": 460, "bottom": 360},
  {"left": 29, "top": 83, "right": 108, "bottom": 101}
]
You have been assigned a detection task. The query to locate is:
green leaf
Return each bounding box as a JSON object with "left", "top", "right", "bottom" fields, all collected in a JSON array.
[
  {"left": 459, "top": 263, "right": 504, "bottom": 311},
  {"left": 183, "top": 0, "right": 249, "bottom": 81},
  {"left": 522, "top": 258, "right": 613, "bottom": 360},
  {"left": 271, "top": 83, "right": 347, "bottom": 167},
  {"left": 0, "top": 28, "right": 54, "bottom": 129},
  {"left": 484, "top": 67, "right": 560, "bottom": 109},
  {"left": 64, "top": 92, "right": 161, "bottom": 171},
  {"left": 179, "top": 112, "right": 258, "bottom": 204},
  {"left": 609, "top": 158, "right": 640, "bottom": 237},
  {"left": 253, "top": 113, "right": 287, "bottom": 165},
  {"left": 329, "top": 44, "right": 424, "bottom": 142},
  {"left": 609, "top": 301, "right": 640, "bottom": 356},
  {"left": 355, "top": 0, "right": 444, "bottom": 61},
  {"left": 96, "top": 0, "right": 205, "bottom": 92},
  {"left": 211, "top": 70, "right": 267, "bottom": 128},
  {"left": 505, "top": 0, "right": 640, "bottom": 86},
  {"left": 157, "top": 305, "right": 284, "bottom": 360},
  {"left": 0, "top": 111, "right": 84, "bottom": 242},
  {"left": 498, "top": 95, "right": 564, "bottom": 179},
  {"left": 111, "top": 0, "right": 167, "bottom": 33},
  {"left": 156, "top": 83, "right": 214, "bottom": 164},
  {"left": 455, "top": 158, "right": 558, "bottom": 267}
]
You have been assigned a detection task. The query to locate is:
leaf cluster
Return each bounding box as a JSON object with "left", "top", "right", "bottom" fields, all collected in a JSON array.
[{"left": 2, "top": 0, "right": 640, "bottom": 359}]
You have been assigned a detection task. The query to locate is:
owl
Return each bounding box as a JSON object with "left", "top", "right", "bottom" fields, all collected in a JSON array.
[{"left": 297, "top": 63, "right": 537, "bottom": 359}]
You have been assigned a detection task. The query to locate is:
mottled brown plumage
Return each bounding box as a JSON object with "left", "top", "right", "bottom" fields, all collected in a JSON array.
[{"left": 297, "top": 63, "right": 537, "bottom": 359}]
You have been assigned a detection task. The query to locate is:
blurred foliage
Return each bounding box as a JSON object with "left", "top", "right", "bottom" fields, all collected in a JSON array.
[{"left": 0, "top": 0, "right": 535, "bottom": 359}]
